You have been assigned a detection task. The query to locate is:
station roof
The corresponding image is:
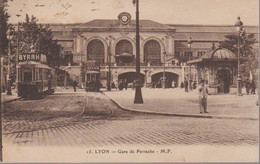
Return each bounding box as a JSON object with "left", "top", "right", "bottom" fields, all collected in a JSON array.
[
  {"left": 81, "top": 19, "right": 172, "bottom": 28},
  {"left": 70, "top": 19, "right": 175, "bottom": 32}
]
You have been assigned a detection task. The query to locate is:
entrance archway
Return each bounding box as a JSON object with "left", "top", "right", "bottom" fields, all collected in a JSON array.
[
  {"left": 217, "top": 69, "right": 231, "bottom": 93},
  {"left": 118, "top": 72, "right": 144, "bottom": 83},
  {"left": 151, "top": 72, "right": 179, "bottom": 88}
]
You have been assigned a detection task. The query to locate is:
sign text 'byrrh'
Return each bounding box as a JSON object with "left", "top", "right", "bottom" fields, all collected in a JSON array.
[{"left": 18, "top": 53, "right": 41, "bottom": 62}]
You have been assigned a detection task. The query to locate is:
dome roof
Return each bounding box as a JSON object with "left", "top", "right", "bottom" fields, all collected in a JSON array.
[
  {"left": 202, "top": 48, "right": 236, "bottom": 59},
  {"left": 188, "top": 48, "right": 238, "bottom": 64}
]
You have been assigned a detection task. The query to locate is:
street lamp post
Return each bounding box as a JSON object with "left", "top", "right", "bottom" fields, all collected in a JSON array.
[
  {"left": 162, "top": 50, "right": 166, "bottom": 89},
  {"left": 133, "top": 0, "right": 143, "bottom": 104},
  {"left": 235, "top": 16, "right": 243, "bottom": 96},
  {"left": 187, "top": 37, "right": 192, "bottom": 91},
  {"left": 6, "top": 32, "right": 13, "bottom": 95}
]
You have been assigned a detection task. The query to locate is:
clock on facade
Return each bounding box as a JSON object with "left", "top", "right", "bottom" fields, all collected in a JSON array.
[{"left": 118, "top": 12, "right": 131, "bottom": 25}]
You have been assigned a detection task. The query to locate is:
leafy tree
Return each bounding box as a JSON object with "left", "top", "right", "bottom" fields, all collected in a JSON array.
[
  {"left": 18, "top": 14, "right": 62, "bottom": 67},
  {"left": 219, "top": 32, "right": 258, "bottom": 81},
  {"left": 0, "top": 0, "right": 9, "bottom": 56},
  {"left": 219, "top": 33, "right": 256, "bottom": 57}
]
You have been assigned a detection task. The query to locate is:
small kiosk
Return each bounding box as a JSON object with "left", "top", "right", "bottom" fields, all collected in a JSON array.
[{"left": 188, "top": 48, "right": 244, "bottom": 94}]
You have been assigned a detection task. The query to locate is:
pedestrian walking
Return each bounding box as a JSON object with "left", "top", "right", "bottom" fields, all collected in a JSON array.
[
  {"left": 180, "top": 82, "right": 184, "bottom": 88},
  {"left": 245, "top": 78, "right": 251, "bottom": 95},
  {"left": 251, "top": 79, "right": 256, "bottom": 94},
  {"left": 172, "top": 80, "right": 175, "bottom": 89},
  {"left": 197, "top": 79, "right": 209, "bottom": 114},
  {"left": 193, "top": 81, "right": 197, "bottom": 89},
  {"left": 72, "top": 80, "right": 77, "bottom": 92},
  {"left": 118, "top": 79, "right": 123, "bottom": 90},
  {"left": 184, "top": 79, "right": 188, "bottom": 92},
  {"left": 174, "top": 81, "right": 177, "bottom": 88},
  {"left": 132, "top": 80, "right": 136, "bottom": 90},
  {"left": 111, "top": 81, "right": 116, "bottom": 89},
  {"left": 124, "top": 79, "right": 128, "bottom": 90},
  {"left": 189, "top": 79, "right": 193, "bottom": 91}
]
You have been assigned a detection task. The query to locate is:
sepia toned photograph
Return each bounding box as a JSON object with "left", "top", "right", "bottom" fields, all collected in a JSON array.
[{"left": 0, "top": 0, "right": 259, "bottom": 162}]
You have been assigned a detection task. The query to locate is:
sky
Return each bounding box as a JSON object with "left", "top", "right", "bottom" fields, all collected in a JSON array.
[{"left": 6, "top": 0, "right": 259, "bottom": 26}]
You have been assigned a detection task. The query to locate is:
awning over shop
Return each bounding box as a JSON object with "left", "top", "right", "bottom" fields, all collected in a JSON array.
[{"left": 115, "top": 52, "right": 134, "bottom": 63}]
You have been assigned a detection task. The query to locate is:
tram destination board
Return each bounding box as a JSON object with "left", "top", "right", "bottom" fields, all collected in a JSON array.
[{"left": 86, "top": 66, "right": 100, "bottom": 72}]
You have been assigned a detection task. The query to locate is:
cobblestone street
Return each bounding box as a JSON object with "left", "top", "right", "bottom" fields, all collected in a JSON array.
[{"left": 3, "top": 92, "right": 258, "bottom": 147}]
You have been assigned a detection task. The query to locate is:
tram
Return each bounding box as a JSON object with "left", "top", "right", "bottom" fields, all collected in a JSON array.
[
  {"left": 85, "top": 64, "right": 101, "bottom": 92},
  {"left": 17, "top": 53, "right": 56, "bottom": 99}
]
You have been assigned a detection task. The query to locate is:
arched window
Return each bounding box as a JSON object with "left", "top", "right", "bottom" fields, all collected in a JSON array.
[
  {"left": 115, "top": 40, "right": 134, "bottom": 65},
  {"left": 115, "top": 40, "right": 133, "bottom": 55},
  {"left": 87, "top": 39, "right": 105, "bottom": 64},
  {"left": 144, "top": 40, "right": 161, "bottom": 66}
]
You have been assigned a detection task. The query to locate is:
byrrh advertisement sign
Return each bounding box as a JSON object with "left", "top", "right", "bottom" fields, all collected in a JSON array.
[{"left": 18, "top": 53, "right": 47, "bottom": 63}]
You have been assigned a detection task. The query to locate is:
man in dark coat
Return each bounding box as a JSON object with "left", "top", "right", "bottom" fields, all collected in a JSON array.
[
  {"left": 251, "top": 79, "right": 256, "bottom": 94},
  {"left": 184, "top": 79, "right": 188, "bottom": 92},
  {"left": 245, "top": 79, "right": 251, "bottom": 95},
  {"left": 73, "top": 80, "right": 77, "bottom": 92},
  {"left": 124, "top": 79, "right": 128, "bottom": 90}
]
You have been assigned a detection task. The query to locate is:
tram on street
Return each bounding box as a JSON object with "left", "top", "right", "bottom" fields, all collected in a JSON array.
[
  {"left": 17, "top": 53, "right": 56, "bottom": 99},
  {"left": 85, "top": 65, "right": 101, "bottom": 92}
]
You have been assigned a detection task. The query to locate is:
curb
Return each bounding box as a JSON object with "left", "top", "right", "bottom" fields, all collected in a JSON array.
[
  {"left": 102, "top": 91, "right": 258, "bottom": 121},
  {"left": 2, "top": 97, "right": 22, "bottom": 104}
]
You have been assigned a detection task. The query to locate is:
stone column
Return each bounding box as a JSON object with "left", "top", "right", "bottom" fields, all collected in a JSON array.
[
  {"left": 169, "top": 36, "right": 175, "bottom": 56},
  {"left": 76, "top": 35, "right": 81, "bottom": 54},
  {"left": 181, "top": 66, "right": 185, "bottom": 82}
]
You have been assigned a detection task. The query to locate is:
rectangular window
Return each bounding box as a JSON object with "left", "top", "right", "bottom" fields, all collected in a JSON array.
[
  {"left": 39, "top": 68, "right": 42, "bottom": 80},
  {"left": 87, "top": 74, "right": 90, "bottom": 82},
  {"left": 18, "top": 68, "right": 22, "bottom": 81},
  {"left": 24, "top": 68, "right": 32, "bottom": 82},
  {"left": 175, "top": 51, "right": 180, "bottom": 58},
  {"left": 197, "top": 51, "right": 206, "bottom": 57},
  {"left": 32, "top": 68, "right": 35, "bottom": 81},
  {"left": 35, "top": 68, "right": 38, "bottom": 81}
]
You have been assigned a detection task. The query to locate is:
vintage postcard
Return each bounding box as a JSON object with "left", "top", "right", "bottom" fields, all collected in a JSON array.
[{"left": 0, "top": 0, "right": 259, "bottom": 162}]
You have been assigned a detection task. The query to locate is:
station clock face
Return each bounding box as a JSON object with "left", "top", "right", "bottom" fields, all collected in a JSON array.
[{"left": 118, "top": 12, "right": 131, "bottom": 25}]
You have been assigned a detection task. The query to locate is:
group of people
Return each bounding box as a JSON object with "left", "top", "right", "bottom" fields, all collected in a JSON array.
[
  {"left": 244, "top": 79, "right": 256, "bottom": 95},
  {"left": 117, "top": 79, "right": 128, "bottom": 90},
  {"left": 150, "top": 79, "right": 178, "bottom": 89}
]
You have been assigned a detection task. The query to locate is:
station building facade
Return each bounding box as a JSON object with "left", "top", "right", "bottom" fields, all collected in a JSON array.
[{"left": 49, "top": 12, "right": 259, "bottom": 90}]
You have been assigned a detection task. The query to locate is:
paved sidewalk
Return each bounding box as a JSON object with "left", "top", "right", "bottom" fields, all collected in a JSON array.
[
  {"left": 1, "top": 91, "right": 20, "bottom": 103},
  {"left": 103, "top": 88, "right": 259, "bottom": 120}
]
